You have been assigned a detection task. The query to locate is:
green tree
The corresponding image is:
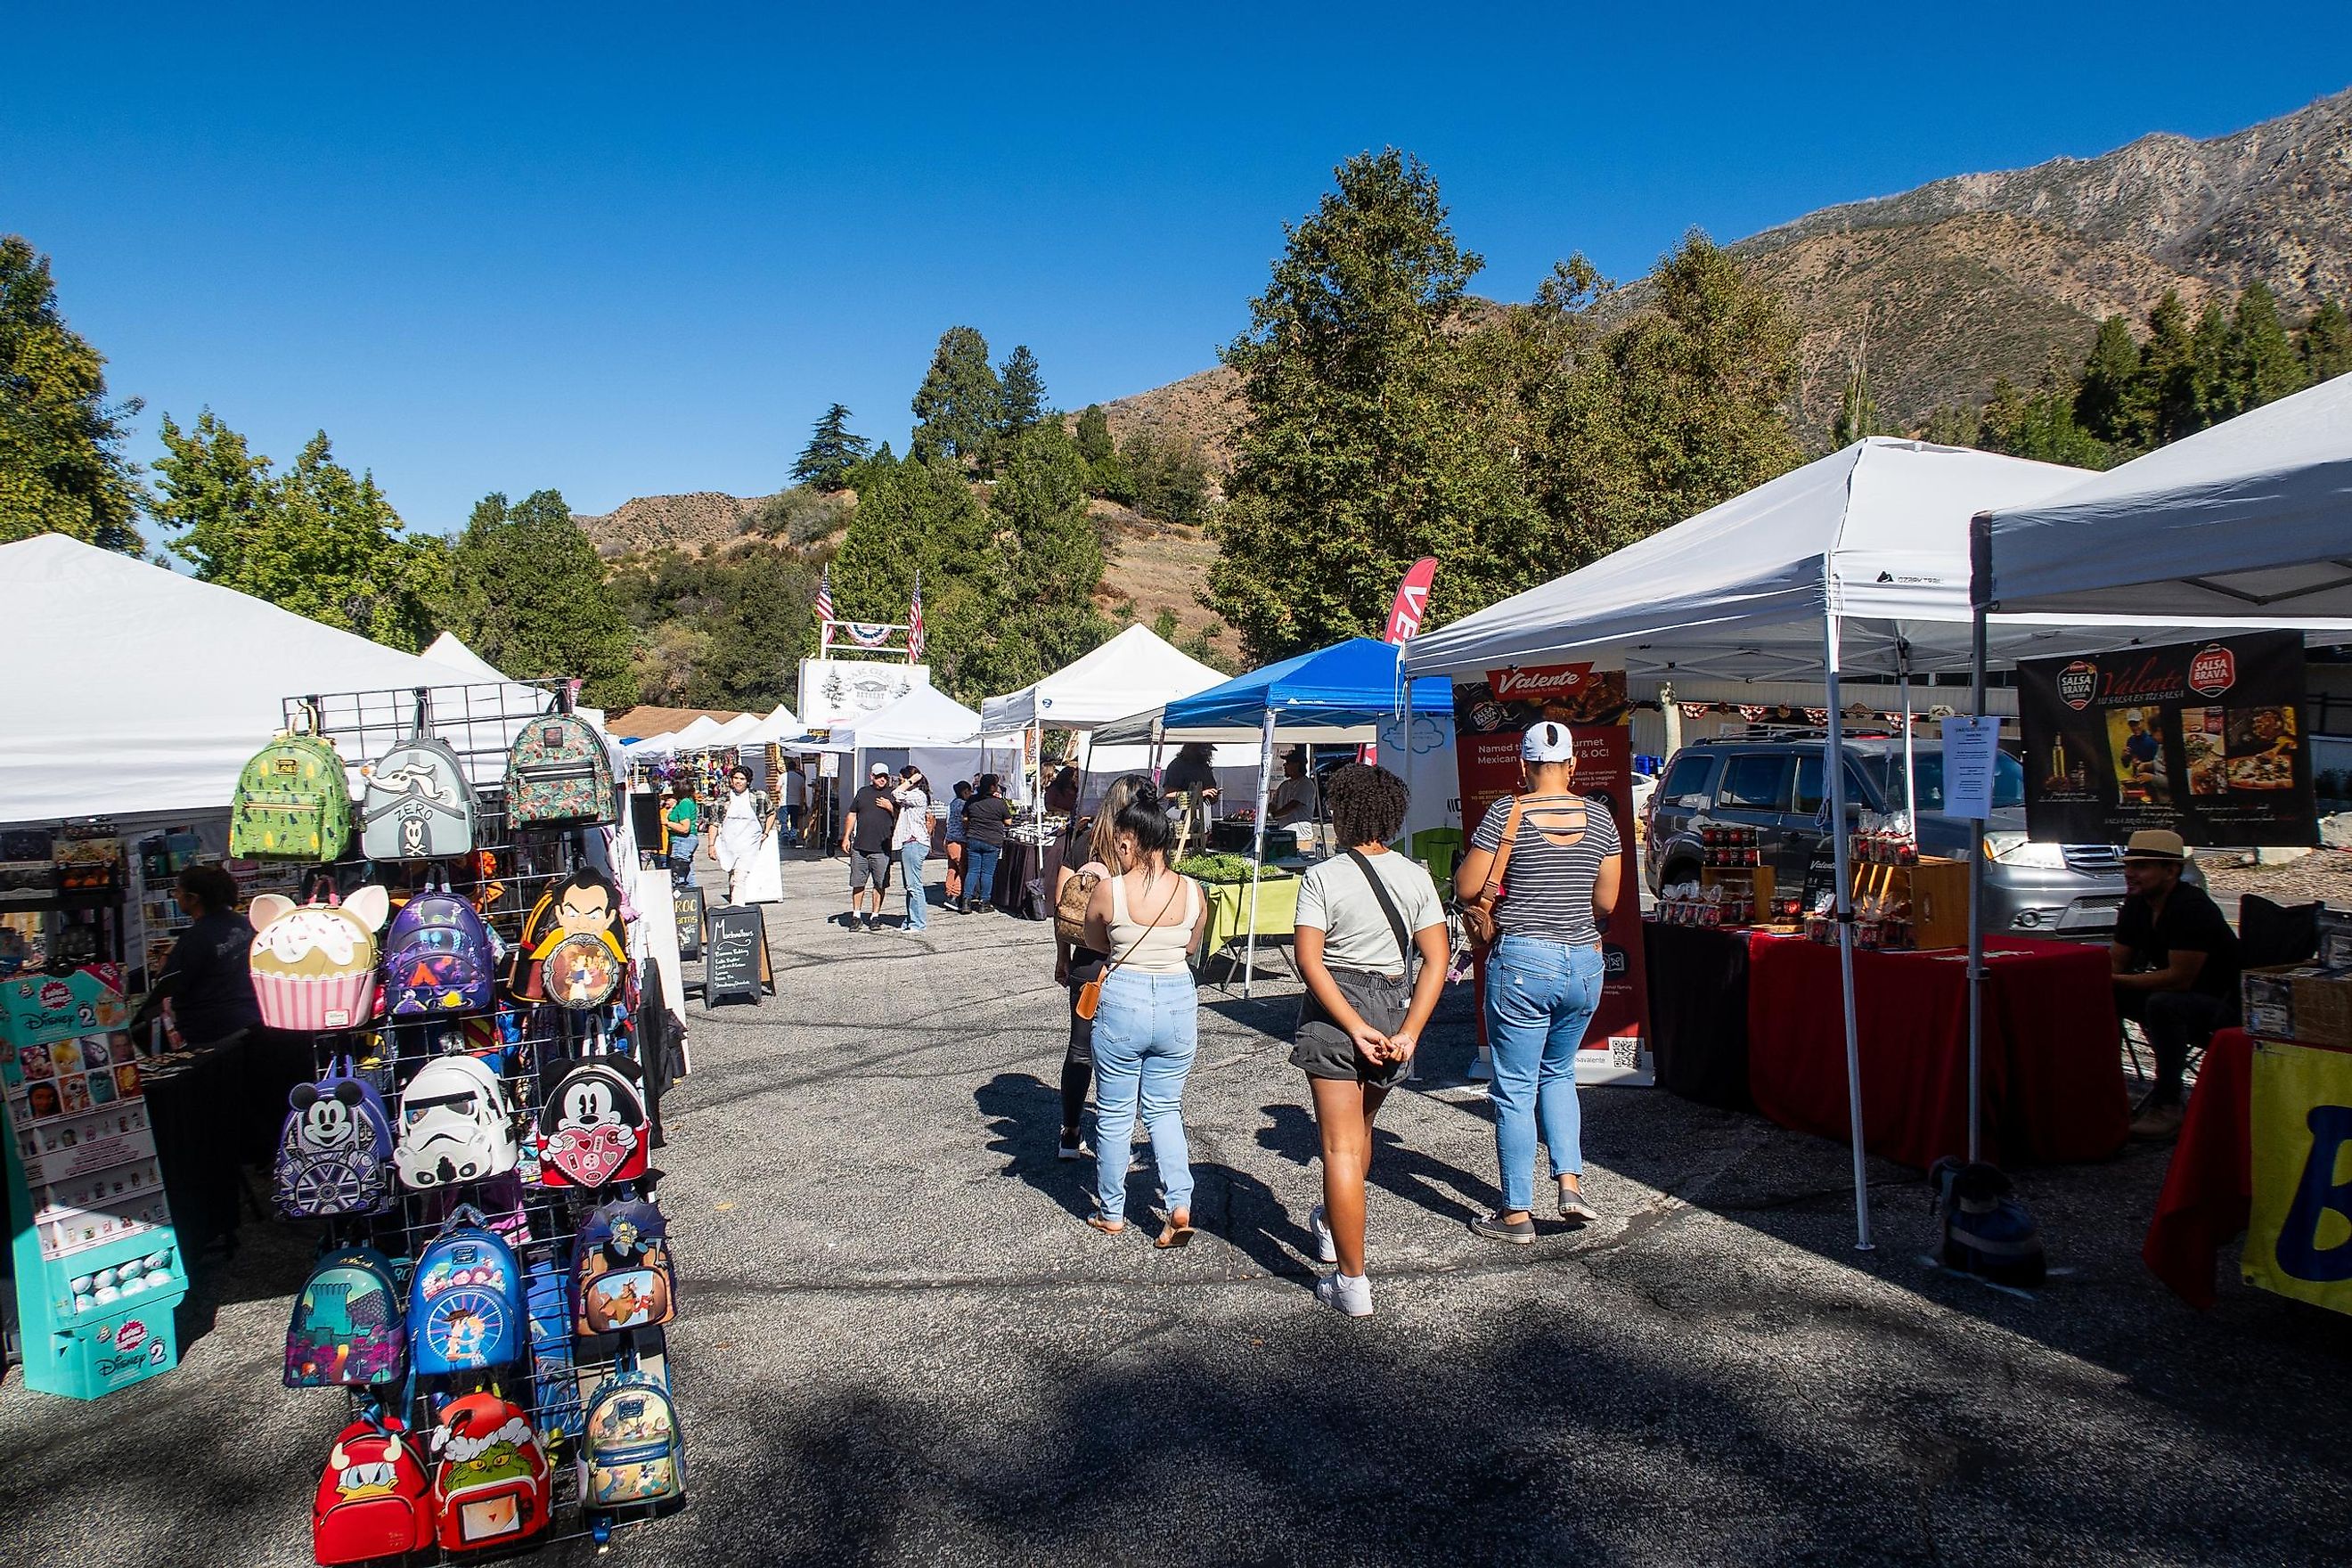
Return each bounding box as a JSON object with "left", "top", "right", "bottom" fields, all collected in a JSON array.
[
  {"left": 2299, "top": 298, "right": 2352, "bottom": 384},
  {"left": 1074, "top": 404, "right": 1115, "bottom": 465},
  {"left": 1977, "top": 363, "right": 2108, "bottom": 470},
  {"left": 998, "top": 345, "right": 1047, "bottom": 437},
  {"left": 992, "top": 422, "right": 1102, "bottom": 609},
  {"left": 684, "top": 545, "right": 815, "bottom": 710},
  {"left": 829, "top": 457, "right": 1002, "bottom": 695},
  {"left": 2073, "top": 314, "right": 2141, "bottom": 448},
  {"left": 791, "top": 403, "right": 871, "bottom": 492},
  {"left": 1831, "top": 359, "right": 1884, "bottom": 446},
  {"left": 2221, "top": 282, "right": 2306, "bottom": 416},
  {"left": 910, "top": 326, "right": 1004, "bottom": 471},
  {"left": 2138, "top": 292, "right": 2199, "bottom": 447},
  {"left": 444, "top": 489, "right": 639, "bottom": 705},
  {"left": 1119, "top": 429, "right": 1212, "bottom": 527},
  {"left": 0, "top": 236, "right": 144, "bottom": 551},
  {"left": 154, "top": 412, "right": 440, "bottom": 649}
]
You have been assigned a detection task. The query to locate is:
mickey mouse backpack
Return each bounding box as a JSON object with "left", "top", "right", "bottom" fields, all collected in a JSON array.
[
  {"left": 429, "top": 1390, "right": 551, "bottom": 1552},
  {"left": 574, "top": 1196, "right": 676, "bottom": 1336},
  {"left": 273, "top": 1058, "right": 396, "bottom": 1220},
  {"left": 362, "top": 706, "right": 476, "bottom": 861},
  {"left": 383, "top": 878, "right": 499, "bottom": 1018},
  {"left": 535, "top": 1055, "right": 649, "bottom": 1189},
  {"left": 313, "top": 1415, "right": 437, "bottom": 1565},
  {"left": 581, "top": 1352, "right": 686, "bottom": 1522},
  {"left": 409, "top": 1205, "right": 524, "bottom": 1376},
  {"left": 506, "top": 691, "right": 617, "bottom": 829},
  {"left": 230, "top": 709, "right": 352, "bottom": 862},
  {"left": 286, "top": 1245, "right": 406, "bottom": 1388}
]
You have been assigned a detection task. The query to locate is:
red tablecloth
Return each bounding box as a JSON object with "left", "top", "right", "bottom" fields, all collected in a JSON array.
[
  {"left": 2143, "top": 1029, "right": 2256, "bottom": 1308},
  {"left": 1746, "top": 935, "right": 2127, "bottom": 1169}
]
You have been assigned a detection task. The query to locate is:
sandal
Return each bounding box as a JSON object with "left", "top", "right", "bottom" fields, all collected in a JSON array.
[
  {"left": 1086, "top": 1214, "right": 1126, "bottom": 1235},
  {"left": 1154, "top": 1211, "right": 1196, "bottom": 1249}
]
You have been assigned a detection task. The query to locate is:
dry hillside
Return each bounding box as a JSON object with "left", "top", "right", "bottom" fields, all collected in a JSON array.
[{"left": 575, "top": 491, "right": 778, "bottom": 559}]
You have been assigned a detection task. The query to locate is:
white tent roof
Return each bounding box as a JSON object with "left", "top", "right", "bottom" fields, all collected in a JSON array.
[
  {"left": 1401, "top": 439, "right": 2133, "bottom": 683},
  {"left": 980, "top": 623, "right": 1229, "bottom": 731},
  {"left": 422, "top": 631, "right": 511, "bottom": 682},
  {"left": 830, "top": 684, "right": 983, "bottom": 747},
  {"left": 739, "top": 702, "right": 804, "bottom": 744},
  {"left": 706, "top": 712, "right": 763, "bottom": 745},
  {"left": 0, "top": 535, "right": 542, "bottom": 822},
  {"left": 1984, "top": 375, "right": 2352, "bottom": 622}
]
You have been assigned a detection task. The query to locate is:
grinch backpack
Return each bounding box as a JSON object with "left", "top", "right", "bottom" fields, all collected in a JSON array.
[
  {"left": 410, "top": 1205, "right": 524, "bottom": 1375},
  {"left": 507, "top": 695, "right": 617, "bottom": 829},
  {"left": 231, "top": 713, "right": 353, "bottom": 862},
  {"left": 313, "top": 1415, "right": 437, "bottom": 1566},
  {"left": 383, "top": 878, "right": 499, "bottom": 1018},
  {"left": 581, "top": 1352, "right": 686, "bottom": 1521},
  {"left": 362, "top": 718, "right": 476, "bottom": 862},
  {"left": 429, "top": 1390, "right": 551, "bottom": 1553},
  {"left": 535, "top": 1055, "right": 649, "bottom": 1189},
  {"left": 286, "top": 1244, "right": 406, "bottom": 1388},
  {"left": 574, "top": 1195, "right": 676, "bottom": 1337},
  {"left": 273, "top": 1058, "right": 396, "bottom": 1220}
]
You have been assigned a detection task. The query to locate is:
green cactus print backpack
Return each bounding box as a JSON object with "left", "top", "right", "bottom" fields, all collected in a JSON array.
[{"left": 232, "top": 715, "right": 353, "bottom": 862}]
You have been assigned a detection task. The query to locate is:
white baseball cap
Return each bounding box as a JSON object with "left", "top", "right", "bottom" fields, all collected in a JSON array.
[
  {"left": 1522, "top": 722, "right": 1576, "bottom": 762},
  {"left": 2123, "top": 708, "right": 2145, "bottom": 723},
  {"left": 870, "top": 762, "right": 890, "bottom": 777}
]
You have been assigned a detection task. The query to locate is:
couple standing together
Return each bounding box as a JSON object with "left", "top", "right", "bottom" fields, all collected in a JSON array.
[{"left": 1049, "top": 723, "right": 1619, "bottom": 1315}]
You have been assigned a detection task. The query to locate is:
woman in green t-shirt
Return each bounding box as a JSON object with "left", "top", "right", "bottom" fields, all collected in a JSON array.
[{"left": 665, "top": 787, "right": 702, "bottom": 885}]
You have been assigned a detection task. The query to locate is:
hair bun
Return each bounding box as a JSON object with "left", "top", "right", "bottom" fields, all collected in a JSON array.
[{"left": 1134, "top": 780, "right": 1161, "bottom": 807}]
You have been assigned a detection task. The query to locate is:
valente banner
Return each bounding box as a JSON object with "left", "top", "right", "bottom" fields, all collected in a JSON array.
[
  {"left": 2019, "top": 630, "right": 2315, "bottom": 847},
  {"left": 1450, "top": 663, "right": 1650, "bottom": 1085}
]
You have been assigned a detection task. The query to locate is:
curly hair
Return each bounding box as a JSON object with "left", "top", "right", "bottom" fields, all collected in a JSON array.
[{"left": 1326, "top": 763, "right": 1409, "bottom": 849}]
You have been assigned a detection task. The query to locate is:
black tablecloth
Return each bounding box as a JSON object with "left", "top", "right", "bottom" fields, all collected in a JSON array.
[
  {"left": 989, "top": 840, "right": 1063, "bottom": 920},
  {"left": 143, "top": 1029, "right": 313, "bottom": 1255},
  {"left": 1642, "top": 921, "right": 1756, "bottom": 1110}
]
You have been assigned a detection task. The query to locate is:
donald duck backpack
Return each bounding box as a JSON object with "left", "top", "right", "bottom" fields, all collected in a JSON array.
[{"left": 313, "top": 1415, "right": 437, "bottom": 1565}]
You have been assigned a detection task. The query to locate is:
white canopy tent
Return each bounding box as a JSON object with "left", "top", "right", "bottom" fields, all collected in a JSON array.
[
  {"left": 830, "top": 685, "right": 1020, "bottom": 813},
  {"left": 739, "top": 702, "right": 806, "bottom": 745},
  {"left": 981, "top": 624, "right": 1231, "bottom": 808},
  {"left": 0, "top": 535, "right": 548, "bottom": 824},
  {"left": 422, "top": 632, "right": 512, "bottom": 684},
  {"left": 706, "top": 712, "right": 764, "bottom": 747}
]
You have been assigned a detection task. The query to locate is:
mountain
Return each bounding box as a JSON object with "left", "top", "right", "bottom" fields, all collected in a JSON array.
[{"left": 576, "top": 490, "right": 776, "bottom": 558}]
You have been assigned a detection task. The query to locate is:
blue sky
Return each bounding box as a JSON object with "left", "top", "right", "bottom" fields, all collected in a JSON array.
[{"left": 7, "top": 6, "right": 2347, "bottom": 531}]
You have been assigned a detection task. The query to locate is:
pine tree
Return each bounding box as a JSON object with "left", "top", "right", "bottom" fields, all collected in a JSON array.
[
  {"left": 2184, "top": 300, "right": 2232, "bottom": 434},
  {"left": 2074, "top": 314, "right": 2141, "bottom": 448},
  {"left": 0, "top": 236, "right": 145, "bottom": 551},
  {"left": 1977, "top": 362, "right": 2107, "bottom": 470},
  {"left": 2220, "top": 283, "right": 2307, "bottom": 417},
  {"left": 1074, "top": 404, "right": 1114, "bottom": 465},
  {"left": 790, "top": 404, "right": 871, "bottom": 492},
  {"left": 910, "top": 326, "right": 1004, "bottom": 472},
  {"left": 998, "top": 345, "right": 1047, "bottom": 437},
  {"left": 445, "top": 489, "right": 640, "bottom": 705},
  {"left": 2300, "top": 298, "right": 2352, "bottom": 384}
]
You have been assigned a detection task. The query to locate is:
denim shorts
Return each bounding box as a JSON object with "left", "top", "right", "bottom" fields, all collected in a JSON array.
[{"left": 1289, "top": 967, "right": 1412, "bottom": 1086}]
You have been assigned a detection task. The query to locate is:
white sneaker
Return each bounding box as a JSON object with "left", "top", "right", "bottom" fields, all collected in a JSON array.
[
  {"left": 1316, "top": 1271, "right": 1373, "bottom": 1318},
  {"left": 1307, "top": 1204, "right": 1337, "bottom": 1264}
]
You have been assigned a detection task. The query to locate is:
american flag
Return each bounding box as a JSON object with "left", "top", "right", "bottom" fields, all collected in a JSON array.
[
  {"left": 813, "top": 565, "right": 835, "bottom": 628},
  {"left": 907, "top": 572, "right": 926, "bottom": 661}
]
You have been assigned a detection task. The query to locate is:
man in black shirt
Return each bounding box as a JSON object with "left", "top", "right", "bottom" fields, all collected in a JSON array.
[
  {"left": 840, "top": 763, "right": 899, "bottom": 932},
  {"left": 2111, "top": 829, "right": 2240, "bottom": 1139}
]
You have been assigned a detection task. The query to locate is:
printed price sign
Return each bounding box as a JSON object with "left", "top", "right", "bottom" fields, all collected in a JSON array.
[{"left": 1940, "top": 716, "right": 2002, "bottom": 821}]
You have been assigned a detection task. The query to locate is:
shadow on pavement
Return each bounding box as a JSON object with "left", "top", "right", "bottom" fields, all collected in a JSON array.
[
  {"left": 976, "top": 1071, "right": 1093, "bottom": 1221},
  {"left": 1255, "top": 1101, "right": 1499, "bottom": 1226}
]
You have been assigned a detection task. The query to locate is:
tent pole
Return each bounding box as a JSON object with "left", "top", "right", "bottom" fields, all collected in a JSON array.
[
  {"left": 1823, "top": 614, "right": 1874, "bottom": 1251},
  {"left": 1898, "top": 639, "right": 1917, "bottom": 829},
  {"left": 1966, "top": 513, "right": 1993, "bottom": 1165},
  {"left": 1243, "top": 709, "right": 1276, "bottom": 999}
]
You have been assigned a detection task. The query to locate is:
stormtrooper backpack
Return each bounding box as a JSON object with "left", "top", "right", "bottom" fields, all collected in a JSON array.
[
  {"left": 396, "top": 1053, "right": 519, "bottom": 1191},
  {"left": 362, "top": 725, "right": 476, "bottom": 862},
  {"left": 313, "top": 1416, "right": 437, "bottom": 1566},
  {"left": 429, "top": 1389, "right": 551, "bottom": 1552},
  {"left": 273, "top": 1058, "right": 396, "bottom": 1220},
  {"left": 581, "top": 1352, "right": 686, "bottom": 1521},
  {"left": 574, "top": 1195, "right": 676, "bottom": 1337},
  {"left": 535, "top": 1054, "right": 649, "bottom": 1189},
  {"left": 286, "top": 1244, "right": 406, "bottom": 1388},
  {"left": 383, "top": 879, "right": 499, "bottom": 1018},
  {"left": 409, "top": 1205, "right": 524, "bottom": 1376}
]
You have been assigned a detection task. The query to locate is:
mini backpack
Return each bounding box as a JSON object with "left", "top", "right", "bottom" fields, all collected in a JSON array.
[
  {"left": 502, "top": 868, "right": 628, "bottom": 1005},
  {"left": 581, "top": 1353, "right": 686, "bottom": 1519},
  {"left": 286, "top": 1245, "right": 406, "bottom": 1387},
  {"left": 248, "top": 883, "right": 390, "bottom": 1033},
  {"left": 231, "top": 714, "right": 353, "bottom": 862},
  {"left": 506, "top": 698, "right": 617, "bottom": 829},
  {"left": 575, "top": 1196, "right": 676, "bottom": 1336},
  {"left": 273, "top": 1058, "right": 396, "bottom": 1220},
  {"left": 535, "top": 1055, "right": 649, "bottom": 1189},
  {"left": 313, "top": 1416, "right": 437, "bottom": 1565},
  {"left": 396, "top": 1053, "right": 519, "bottom": 1191},
  {"left": 383, "top": 879, "right": 498, "bottom": 1018},
  {"left": 362, "top": 726, "right": 477, "bottom": 862},
  {"left": 410, "top": 1205, "right": 524, "bottom": 1375},
  {"left": 1930, "top": 1157, "right": 2047, "bottom": 1290},
  {"left": 429, "top": 1390, "right": 551, "bottom": 1552}
]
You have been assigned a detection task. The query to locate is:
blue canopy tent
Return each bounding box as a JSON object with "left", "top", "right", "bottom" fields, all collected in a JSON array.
[{"left": 1094, "top": 637, "right": 1452, "bottom": 994}]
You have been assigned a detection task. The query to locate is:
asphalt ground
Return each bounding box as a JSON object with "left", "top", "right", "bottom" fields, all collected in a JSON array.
[{"left": 4, "top": 850, "right": 2348, "bottom": 1566}]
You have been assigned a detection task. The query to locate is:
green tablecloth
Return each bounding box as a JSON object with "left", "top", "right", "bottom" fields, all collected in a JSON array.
[{"left": 1197, "top": 870, "right": 1299, "bottom": 962}]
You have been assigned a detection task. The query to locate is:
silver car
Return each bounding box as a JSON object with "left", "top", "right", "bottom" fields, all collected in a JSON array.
[{"left": 1642, "top": 737, "right": 2160, "bottom": 938}]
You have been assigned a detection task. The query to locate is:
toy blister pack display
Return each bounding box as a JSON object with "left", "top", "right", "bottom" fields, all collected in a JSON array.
[{"left": 249, "top": 678, "right": 688, "bottom": 1561}]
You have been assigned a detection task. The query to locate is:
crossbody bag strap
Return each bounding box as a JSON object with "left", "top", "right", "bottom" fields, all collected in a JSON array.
[
  {"left": 1482, "top": 796, "right": 1531, "bottom": 902},
  {"left": 1343, "top": 849, "right": 1417, "bottom": 979}
]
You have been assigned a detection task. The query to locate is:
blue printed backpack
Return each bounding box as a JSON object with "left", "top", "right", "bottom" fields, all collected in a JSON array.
[
  {"left": 286, "top": 1245, "right": 407, "bottom": 1388},
  {"left": 383, "top": 881, "right": 498, "bottom": 1018},
  {"left": 274, "top": 1059, "right": 397, "bottom": 1221},
  {"left": 410, "top": 1205, "right": 524, "bottom": 1375},
  {"left": 581, "top": 1353, "right": 686, "bottom": 1521}
]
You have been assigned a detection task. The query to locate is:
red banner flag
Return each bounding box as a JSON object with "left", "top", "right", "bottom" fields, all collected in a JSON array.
[{"left": 1382, "top": 557, "right": 1439, "bottom": 643}]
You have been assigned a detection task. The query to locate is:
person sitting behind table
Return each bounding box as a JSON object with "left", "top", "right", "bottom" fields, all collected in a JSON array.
[
  {"left": 1269, "top": 747, "right": 1321, "bottom": 826},
  {"left": 2111, "top": 829, "right": 2240, "bottom": 1141},
  {"left": 158, "top": 865, "right": 263, "bottom": 1048},
  {"left": 1044, "top": 764, "right": 1081, "bottom": 816}
]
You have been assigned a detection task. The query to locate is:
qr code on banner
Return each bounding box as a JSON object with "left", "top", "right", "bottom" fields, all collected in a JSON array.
[{"left": 1610, "top": 1036, "right": 1646, "bottom": 1071}]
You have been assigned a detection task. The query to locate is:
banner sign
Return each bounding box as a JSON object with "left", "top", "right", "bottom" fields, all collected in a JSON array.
[
  {"left": 2018, "top": 631, "right": 2315, "bottom": 847},
  {"left": 1382, "top": 558, "right": 1438, "bottom": 643},
  {"left": 2244, "top": 1039, "right": 2352, "bottom": 1316},
  {"left": 1450, "top": 665, "right": 1649, "bottom": 1084}
]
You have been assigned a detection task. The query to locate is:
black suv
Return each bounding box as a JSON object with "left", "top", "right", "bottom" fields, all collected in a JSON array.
[{"left": 1643, "top": 736, "right": 2144, "bottom": 938}]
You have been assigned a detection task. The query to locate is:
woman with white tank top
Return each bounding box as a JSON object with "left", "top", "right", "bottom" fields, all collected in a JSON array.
[{"left": 1079, "top": 781, "right": 1209, "bottom": 1245}]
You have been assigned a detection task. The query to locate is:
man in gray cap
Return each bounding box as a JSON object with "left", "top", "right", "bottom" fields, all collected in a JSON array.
[{"left": 2110, "top": 829, "right": 2239, "bottom": 1139}]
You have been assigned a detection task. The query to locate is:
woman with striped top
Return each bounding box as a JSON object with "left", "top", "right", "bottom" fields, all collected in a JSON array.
[{"left": 1453, "top": 722, "right": 1622, "bottom": 1243}]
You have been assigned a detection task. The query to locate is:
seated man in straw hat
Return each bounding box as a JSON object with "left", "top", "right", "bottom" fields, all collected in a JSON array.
[{"left": 2111, "top": 829, "right": 2239, "bottom": 1141}]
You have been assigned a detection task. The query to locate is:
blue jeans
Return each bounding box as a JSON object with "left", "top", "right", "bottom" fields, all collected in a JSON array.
[
  {"left": 964, "top": 840, "right": 1001, "bottom": 907},
  {"left": 1484, "top": 935, "right": 1605, "bottom": 1212},
  {"left": 668, "top": 833, "right": 698, "bottom": 884},
  {"left": 1090, "top": 968, "right": 1198, "bottom": 1224},
  {"left": 898, "top": 841, "right": 929, "bottom": 930}
]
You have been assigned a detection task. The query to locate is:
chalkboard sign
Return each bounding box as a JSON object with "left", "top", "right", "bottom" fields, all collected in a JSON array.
[
  {"left": 629, "top": 790, "right": 664, "bottom": 851},
  {"left": 702, "top": 903, "right": 773, "bottom": 1006},
  {"left": 674, "top": 886, "right": 706, "bottom": 960}
]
